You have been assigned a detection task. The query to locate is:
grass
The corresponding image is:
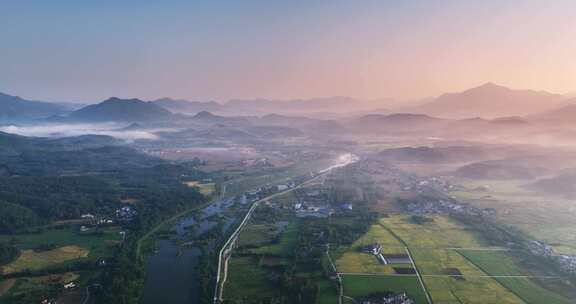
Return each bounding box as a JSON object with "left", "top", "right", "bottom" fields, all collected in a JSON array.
[
  {"left": 422, "top": 276, "right": 523, "bottom": 304},
  {"left": 1, "top": 246, "right": 89, "bottom": 274},
  {"left": 249, "top": 221, "right": 299, "bottom": 257},
  {"left": 380, "top": 215, "right": 523, "bottom": 303},
  {"left": 315, "top": 279, "right": 339, "bottom": 304},
  {"left": 451, "top": 179, "right": 576, "bottom": 255},
  {"left": 335, "top": 222, "right": 408, "bottom": 273},
  {"left": 410, "top": 249, "right": 485, "bottom": 276},
  {"left": 0, "top": 279, "right": 15, "bottom": 296},
  {"left": 379, "top": 216, "right": 487, "bottom": 249},
  {"left": 341, "top": 275, "right": 428, "bottom": 304},
  {"left": 237, "top": 224, "right": 274, "bottom": 247},
  {"left": 340, "top": 215, "right": 566, "bottom": 304},
  {"left": 223, "top": 256, "right": 276, "bottom": 301},
  {"left": 184, "top": 181, "right": 216, "bottom": 196},
  {"left": 458, "top": 250, "right": 573, "bottom": 304},
  {"left": 0, "top": 228, "right": 121, "bottom": 264}
]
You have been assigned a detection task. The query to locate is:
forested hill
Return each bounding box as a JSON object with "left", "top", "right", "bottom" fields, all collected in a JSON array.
[{"left": 0, "top": 132, "right": 207, "bottom": 233}]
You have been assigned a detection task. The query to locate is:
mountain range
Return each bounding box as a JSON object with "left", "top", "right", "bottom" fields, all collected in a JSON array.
[
  {"left": 1, "top": 83, "right": 575, "bottom": 125},
  {"left": 0, "top": 92, "right": 71, "bottom": 122},
  {"left": 413, "top": 83, "right": 567, "bottom": 119}
]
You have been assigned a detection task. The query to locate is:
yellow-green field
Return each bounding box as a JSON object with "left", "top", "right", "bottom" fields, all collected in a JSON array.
[
  {"left": 410, "top": 249, "right": 484, "bottom": 276},
  {"left": 335, "top": 222, "right": 408, "bottom": 273},
  {"left": 379, "top": 216, "right": 486, "bottom": 249},
  {"left": 335, "top": 215, "right": 573, "bottom": 304},
  {"left": 423, "top": 276, "right": 523, "bottom": 304},
  {"left": 184, "top": 181, "right": 216, "bottom": 196},
  {"left": 1, "top": 245, "right": 89, "bottom": 274},
  {"left": 342, "top": 275, "right": 428, "bottom": 304}
]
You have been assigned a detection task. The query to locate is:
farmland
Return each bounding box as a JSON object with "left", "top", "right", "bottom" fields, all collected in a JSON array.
[
  {"left": 450, "top": 179, "right": 576, "bottom": 255},
  {"left": 331, "top": 214, "right": 573, "bottom": 304},
  {"left": 459, "top": 250, "right": 574, "bottom": 304},
  {"left": 184, "top": 181, "right": 216, "bottom": 196},
  {"left": 342, "top": 275, "right": 428, "bottom": 303},
  {"left": 2, "top": 245, "right": 89, "bottom": 274},
  {"left": 0, "top": 227, "right": 122, "bottom": 265}
]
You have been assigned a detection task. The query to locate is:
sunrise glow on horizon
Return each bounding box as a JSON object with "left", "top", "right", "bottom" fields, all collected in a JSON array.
[{"left": 2, "top": 0, "right": 575, "bottom": 102}]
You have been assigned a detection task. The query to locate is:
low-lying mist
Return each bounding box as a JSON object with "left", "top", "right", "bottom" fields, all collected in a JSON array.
[{"left": 0, "top": 123, "right": 164, "bottom": 141}]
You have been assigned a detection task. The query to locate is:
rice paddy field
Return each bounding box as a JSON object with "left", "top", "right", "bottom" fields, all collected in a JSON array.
[
  {"left": 334, "top": 214, "right": 573, "bottom": 304},
  {"left": 341, "top": 275, "right": 428, "bottom": 304},
  {"left": 1, "top": 245, "right": 89, "bottom": 274},
  {"left": 0, "top": 227, "right": 123, "bottom": 275},
  {"left": 183, "top": 181, "right": 216, "bottom": 196}
]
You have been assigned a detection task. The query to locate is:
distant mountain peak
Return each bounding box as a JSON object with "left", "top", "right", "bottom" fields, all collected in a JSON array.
[
  {"left": 0, "top": 91, "right": 69, "bottom": 122},
  {"left": 101, "top": 97, "right": 145, "bottom": 104},
  {"left": 69, "top": 97, "right": 172, "bottom": 122},
  {"left": 193, "top": 111, "right": 219, "bottom": 119},
  {"left": 477, "top": 82, "right": 506, "bottom": 89},
  {"left": 416, "top": 83, "right": 565, "bottom": 119}
]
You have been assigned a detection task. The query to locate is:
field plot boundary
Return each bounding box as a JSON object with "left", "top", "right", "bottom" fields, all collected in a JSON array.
[{"left": 456, "top": 249, "right": 572, "bottom": 304}]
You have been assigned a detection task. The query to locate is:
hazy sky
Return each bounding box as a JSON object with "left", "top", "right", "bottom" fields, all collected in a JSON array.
[{"left": 2, "top": 0, "right": 575, "bottom": 102}]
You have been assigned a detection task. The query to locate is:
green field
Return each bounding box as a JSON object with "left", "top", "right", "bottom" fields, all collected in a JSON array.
[
  {"left": 451, "top": 179, "right": 576, "bottom": 255},
  {"left": 0, "top": 227, "right": 122, "bottom": 274},
  {"left": 410, "top": 249, "right": 484, "bottom": 276},
  {"left": 423, "top": 276, "right": 523, "bottom": 304},
  {"left": 335, "top": 221, "right": 408, "bottom": 273},
  {"left": 184, "top": 181, "right": 216, "bottom": 196},
  {"left": 459, "top": 250, "right": 573, "bottom": 304},
  {"left": 249, "top": 222, "right": 299, "bottom": 256},
  {"left": 315, "top": 279, "right": 339, "bottom": 304},
  {"left": 0, "top": 228, "right": 122, "bottom": 253},
  {"left": 2, "top": 246, "right": 88, "bottom": 274},
  {"left": 335, "top": 215, "right": 571, "bottom": 303},
  {"left": 379, "top": 216, "right": 487, "bottom": 249},
  {"left": 224, "top": 256, "right": 277, "bottom": 301},
  {"left": 341, "top": 275, "right": 428, "bottom": 304}
]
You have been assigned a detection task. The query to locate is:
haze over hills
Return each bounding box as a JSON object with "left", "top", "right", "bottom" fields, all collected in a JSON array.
[
  {"left": 153, "top": 96, "right": 390, "bottom": 117},
  {"left": 413, "top": 83, "right": 567, "bottom": 119},
  {"left": 68, "top": 97, "right": 174, "bottom": 122},
  {"left": 529, "top": 101, "right": 576, "bottom": 125},
  {"left": 0, "top": 92, "right": 71, "bottom": 122},
  {"left": 153, "top": 98, "right": 223, "bottom": 114}
]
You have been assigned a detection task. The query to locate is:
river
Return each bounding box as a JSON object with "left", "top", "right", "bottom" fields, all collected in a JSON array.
[{"left": 140, "top": 197, "right": 238, "bottom": 304}]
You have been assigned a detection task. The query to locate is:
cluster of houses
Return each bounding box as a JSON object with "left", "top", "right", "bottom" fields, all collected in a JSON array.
[
  {"left": 529, "top": 240, "right": 576, "bottom": 274},
  {"left": 293, "top": 186, "right": 338, "bottom": 218},
  {"left": 294, "top": 202, "right": 333, "bottom": 218},
  {"left": 76, "top": 206, "right": 136, "bottom": 232},
  {"left": 116, "top": 206, "right": 137, "bottom": 220},
  {"left": 400, "top": 175, "right": 460, "bottom": 194},
  {"left": 359, "top": 292, "right": 415, "bottom": 304},
  {"left": 405, "top": 197, "right": 495, "bottom": 217}
]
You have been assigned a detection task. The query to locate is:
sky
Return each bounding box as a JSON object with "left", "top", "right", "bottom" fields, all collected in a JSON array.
[{"left": 1, "top": 0, "right": 576, "bottom": 103}]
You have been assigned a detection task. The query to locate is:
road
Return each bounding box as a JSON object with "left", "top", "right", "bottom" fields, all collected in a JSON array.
[
  {"left": 213, "top": 154, "right": 357, "bottom": 303},
  {"left": 325, "top": 244, "right": 342, "bottom": 304},
  {"left": 405, "top": 247, "right": 433, "bottom": 304}
]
